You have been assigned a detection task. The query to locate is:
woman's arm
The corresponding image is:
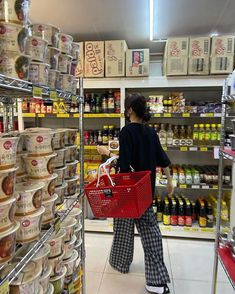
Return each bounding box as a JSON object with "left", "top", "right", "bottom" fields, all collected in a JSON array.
[
  {"left": 163, "top": 166, "right": 174, "bottom": 196},
  {"left": 97, "top": 145, "right": 116, "bottom": 158}
]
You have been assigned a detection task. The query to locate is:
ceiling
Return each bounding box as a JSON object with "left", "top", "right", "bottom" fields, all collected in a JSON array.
[{"left": 30, "top": 0, "right": 235, "bottom": 54}]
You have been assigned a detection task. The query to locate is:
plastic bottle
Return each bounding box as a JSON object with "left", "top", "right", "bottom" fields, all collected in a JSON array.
[
  {"left": 159, "top": 124, "right": 167, "bottom": 146},
  {"left": 163, "top": 200, "right": 171, "bottom": 225},
  {"left": 173, "top": 126, "right": 180, "bottom": 146},
  {"left": 211, "top": 124, "right": 217, "bottom": 146},
  {"left": 205, "top": 124, "right": 211, "bottom": 146},
  {"left": 193, "top": 124, "right": 199, "bottom": 145},
  {"left": 180, "top": 125, "right": 186, "bottom": 146},
  {"left": 198, "top": 124, "right": 205, "bottom": 146},
  {"left": 166, "top": 124, "right": 174, "bottom": 146},
  {"left": 217, "top": 124, "right": 221, "bottom": 145}
]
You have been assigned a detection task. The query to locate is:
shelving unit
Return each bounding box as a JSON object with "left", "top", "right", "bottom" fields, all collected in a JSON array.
[{"left": 0, "top": 74, "right": 86, "bottom": 294}]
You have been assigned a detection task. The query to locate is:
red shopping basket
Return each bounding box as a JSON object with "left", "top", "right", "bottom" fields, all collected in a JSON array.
[{"left": 85, "top": 169, "right": 152, "bottom": 219}]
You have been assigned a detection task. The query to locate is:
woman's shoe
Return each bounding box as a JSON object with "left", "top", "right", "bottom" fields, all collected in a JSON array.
[{"left": 145, "top": 284, "right": 170, "bottom": 294}]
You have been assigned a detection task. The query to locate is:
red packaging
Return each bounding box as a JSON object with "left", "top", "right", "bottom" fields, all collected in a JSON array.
[
  {"left": 185, "top": 216, "right": 192, "bottom": 227},
  {"left": 170, "top": 215, "right": 178, "bottom": 226},
  {"left": 178, "top": 216, "right": 185, "bottom": 226},
  {"left": 30, "top": 101, "right": 36, "bottom": 113},
  {"left": 41, "top": 103, "right": 46, "bottom": 114}
]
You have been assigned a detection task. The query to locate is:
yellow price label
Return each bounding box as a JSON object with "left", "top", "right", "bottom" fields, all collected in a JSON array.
[
  {"left": 154, "top": 113, "right": 161, "bottom": 117},
  {"left": 0, "top": 280, "right": 9, "bottom": 294},
  {"left": 205, "top": 113, "right": 214, "bottom": 117},
  {"left": 33, "top": 86, "right": 43, "bottom": 98},
  {"left": 213, "top": 185, "right": 218, "bottom": 190},
  {"left": 179, "top": 184, "right": 187, "bottom": 189},
  {"left": 50, "top": 90, "right": 57, "bottom": 101},
  {"left": 163, "top": 147, "right": 168, "bottom": 151},
  {"left": 200, "top": 147, "right": 208, "bottom": 152},
  {"left": 184, "top": 227, "right": 191, "bottom": 231},
  {"left": 38, "top": 114, "right": 45, "bottom": 118},
  {"left": 182, "top": 113, "right": 190, "bottom": 117},
  {"left": 23, "top": 113, "right": 36, "bottom": 118},
  {"left": 57, "top": 114, "right": 70, "bottom": 118},
  {"left": 55, "top": 220, "right": 61, "bottom": 233},
  {"left": 180, "top": 147, "right": 188, "bottom": 151},
  {"left": 164, "top": 113, "right": 172, "bottom": 117},
  {"left": 73, "top": 114, "right": 79, "bottom": 118}
]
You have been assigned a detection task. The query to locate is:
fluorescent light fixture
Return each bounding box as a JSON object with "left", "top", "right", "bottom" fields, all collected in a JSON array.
[
  {"left": 210, "top": 32, "right": 218, "bottom": 37},
  {"left": 149, "top": 0, "right": 154, "bottom": 41}
]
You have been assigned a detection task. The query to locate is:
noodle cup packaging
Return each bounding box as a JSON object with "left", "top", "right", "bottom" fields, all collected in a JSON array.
[
  {"left": 50, "top": 265, "right": 67, "bottom": 294},
  {"left": 70, "top": 59, "right": 77, "bottom": 76},
  {"left": 38, "top": 285, "right": 43, "bottom": 294},
  {"left": 39, "top": 265, "right": 52, "bottom": 293},
  {"left": 32, "top": 244, "right": 50, "bottom": 276},
  {"left": 54, "top": 148, "right": 66, "bottom": 169},
  {"left": 47, "top": 283, "right": 54, "bottom": 294},
  {"left": 16, "top": 152, "right": 27, "bottom": 176},
  {"left": 24, "top": 153, "right": 56, "bottom": 179},
  {"left": 59, "top": 128, "right": 78, "bottom": 146},
  {"left": 71, "top": 42, "right": 80, "bottom": 61},
  {"left": 0, "top": 197, "right": 16, "bottom": 232},
  {"left": 57, "top": 33, "right": 73, "bottom": 55},
  {"left": 0, "top": 167, "right": 17, "bottom": 202},
  {"left": 54, "top": 166, "right": 66, "bottom": 187},
  {"left": 16, "top": 174, "right": 27, "bottom": 184},
  {"left": 55, "top": 182, "right": 67, "bottom": 205},
  {"left": 74, "top": 225, "right": 82, "bottom": 244},
  {"left": 48, "top": 251, "right": 64, "bottom": 277},
  {"left": 30, "top": 24, "right": 60, "bottom": 47},
  {"left": 31, "top": 173, "right": 58, "bottom": 201},
  {"left": 65, "top": 160, "right": 78, "bottom": 179},
  {"left": 58, "top": 53, "right": 73, "bottom": 74},
  {"left": 65, "top": 145, "right": 77, "bottom": 163},
  {"left": 0, "top": 50, "right": 30, "bottom": 80},
  {"left": 126, "top": 48, "right": 149, "bottom": 77},
  {"left": 48, "top": 69, "right": 60, "bottom": 89},
  {"left": 15, "top": 181, "right": 44, "bottom": 216},
  {"left": 85, "top": 41, "right": 104, "bottom": 78},
  {"left": 53, "top": 130, "right": 66, "bottom": 150},
  {"left": 23, "top": 130, "right": 54, "bottom": 156},
  {"left": 74, "top": 240, "right": 82, "bottom": 258},
  {"left": 60, "top": 217, "right": 77, "bottom": 242},
  {"left": 47, "top": 229, "right": 66, "bottom": 258},
  {"left": 29, "top": 62, "right": 50, "bottom": 86},
  {"left": 42, "top": 193, "right": 58, "bottom": 224},
  {"left": 15, "top": 206, "right": 45, "bottom": 243},
  {"left": 25, "top": 36, "right": 48, "bottom": 63},
  {"left": 69, "top": 207, "right": 82, "bottom": 225},
  {"left": 0, "top": 221, "right": 19, "bottom": 264},
  {"left": 71, "top": 77, "right": 78, "bottom": 95},
  {"left": 0, "top": 135, "right": 19, "bottom": 169},
  {"left": 58, "top": 73, "right": 73, "bottom": 92},
  {"left": 8, "top": 131, "right": 25, "bottom": 154},
  {"left": 0, "top": 0, "right": 30, "bottom": 24},
  {"left": 63, "top": 234, "right": 76, "bottom": 260},
  {"left": 45, "top": 46, "right": 60, "bottom": 70},
  {"left": 75, "top": 42, "right": 84, "bottom": 78},
  {"left": 62, "top": 250, "right": 78, "bottom": 278},
  {"left": 0, "top": 22, "right": 28, "bottom": 53},
  {"left": 65, "top": 175, "right": 79, "bottom": 196}
]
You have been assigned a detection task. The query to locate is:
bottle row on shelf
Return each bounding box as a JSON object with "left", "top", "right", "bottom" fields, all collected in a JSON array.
[{"left": 83, "top": 125, "right": 120, "bottom": 146}]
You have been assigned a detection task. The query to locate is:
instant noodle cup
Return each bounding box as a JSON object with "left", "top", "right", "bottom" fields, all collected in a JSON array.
[
  {"left": 55, "top": 182, "right": 67, "bottom": 205},
  {"left": 8, "top": 131, "right": 25, "bottom": 154},
  {"left": 0, "top": 167, "right": 17, "bottom": 201},
  {"left": 0, "top": 221, "right": 20, "bottom": 265},
  {"left": 30, "top": 24, "right": 60, "bottom": 47},
  {"left": 0, "top": 50, "right": 30, "bottom": 80},
  {"left": 15, "top": 181, "right": 44, "bottom": 216},
  {"left": 63, "top": 129, "right": 78, "bottom": 146},
  {"left": 68, "top": 207, "right": 82, "bottom": 226},
  {"left": 60, "top": 217, "right": 77, "bottom": 242},
  {"left": 48, "top": 69, "right": 60, "bottom": 89},
  {"left": 39, "top": 265, "right": 52, "bottom": 293},
  {"left": 58, "top": 74, "right": 73, "bottom": 92},
  {"left": 16, "top": 152, "right": 27, "bottom": 176},
  {"left": 71, "top": 77, "right": 78, "bottom": 94},
  {"left": 45, "top": 46, "right": 60, "bottom": 70},
  {"left": 57, "top": 33, "right": 73, "bottom": 54},
  {"left": 65, "top": 160, "right": 78, "bottom": 179},
  {"left": 47, "top": 229, "right": 66, "bottom": 258},
  {"left": 74, "top": 224, "right": 82, "bottom": 244},
  {"left": 0, "top": 0, "right": 30, "bottom": 24},
  {"left": 71, "top": 42, "right": 80, "bottom": 61},
  {"left": 53, "top": 129, "right": 66, "bottom": 150},
  {"left": 24, "top": 153, "right": 56, "bottom": 179},
  {"left": 58, "top": 54, "right": 72, "bottom": 74},
  {"left": 0, "top": 135, "right": 19, "bottom": 170},
  {"left": 48, "top": 251, "right": 64, "bottom": 277},
  {"left": 42, "top": 193, "right": 58, "bottom": 224},
  {"left": 46, "top": 283, "right": 54, "bottom": 294},
  {"left": 25, "top": 36, "right": 48, "bottom": 62},
  {"left": 31, "top": 173, "right": 57, "bottom": 201},
  {"left": 74, "top": 239, "right": 82, "bottom": 258},
  {"left": 10, "top": 260, "right": 41, "bottom": 294},
  {"left": 0, "top": 22, "right": 28, "bottom": 53},
  {"left": 29, "top": 61, "right": 50, "bottom": 86},
  {"left": 63, "top": 234, "right": 76, "bottom": 260},
  {"left": 62, "top": 250, "right": 78, "bottom": 277},
  {"left": 50, "top": 265, "right": 67, "bottom": 294},
  {"left": 54, "top": 148, "right": 66, "bottom": 169},
  {"left": 0, "top": 197, "right": 16, "bottom": 232},
  {"left": 23, "top": 130, "right": 54, "bottom": 156},
  {"left": 65, "top": 175, "right": 79, "bottom": 196},
  {"left": 65, "top": 145, "right": 77, "bottom": 163},
  {"left": 54, "top": 166, "right": 66, "bottom": 187},
  {"left": 15, "top": 206, "right": 45, "bottom": 243},
  {"left": 15, "top": 174, "right": 27, "bottom": 184}
]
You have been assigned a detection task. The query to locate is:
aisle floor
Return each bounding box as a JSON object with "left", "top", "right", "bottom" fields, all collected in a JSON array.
[{"left": 85, "top": 233, "right": 234, "bottom": 294}]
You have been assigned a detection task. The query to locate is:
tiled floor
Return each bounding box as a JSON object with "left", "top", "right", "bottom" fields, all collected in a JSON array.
[{"left": 85, "top": 233, "right": 234, "bottom": 294}]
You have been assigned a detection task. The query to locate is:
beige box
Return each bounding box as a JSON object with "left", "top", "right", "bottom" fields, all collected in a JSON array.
[
  {"left": 126, "top": 49, "right": 149, "bottom": 77},
  {"left": 75, "top": 42, "right": 84, "bottom": 78},
  {"left": 188, "top": 37, "right": 211, "bottom": 75},
  {"left": 165, "top": 37, "right": 189, "bottom": 76},
  {"left": 105, "top": 40, "right": 127, "bottom": 77},
  {"left": 210, "top": 35, "right": 235, "bottom": 74},
  {"left": 85, "top": 41, "right": 104, "bottom": 78}
]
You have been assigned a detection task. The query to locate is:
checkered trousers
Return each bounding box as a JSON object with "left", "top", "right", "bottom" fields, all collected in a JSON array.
[{"left": 109, "top": 207, "right": 170, "bottom": 286}]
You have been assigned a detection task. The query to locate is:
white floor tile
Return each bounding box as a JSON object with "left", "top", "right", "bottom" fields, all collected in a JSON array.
[{"left": 85, "top": 272, "right": 103, "bottom": 294}]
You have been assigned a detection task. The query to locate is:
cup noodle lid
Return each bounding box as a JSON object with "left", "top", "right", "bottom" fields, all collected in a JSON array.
[
  {"left": 47, "top": 283, "right": 54, "bottom": 294},
  {"left": 10, "top": 260, "right": 41, "bottom": 285},
  {"left": 50, "top": 264, "right": 67, "bottom": 281},
  {"left": 60, "top": 217, "right": 77, "bottom": 230},
  {"left": 15, "top": 181, "right": 45, "bottom": 193}
]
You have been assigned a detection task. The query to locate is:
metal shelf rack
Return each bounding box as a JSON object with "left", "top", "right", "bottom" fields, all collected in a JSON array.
[
  {"left": 212, "top": 76, "right": 235, "bottom": 293},
  {"left": 0, "top": 74, "right": 86, "bottom": 294}
]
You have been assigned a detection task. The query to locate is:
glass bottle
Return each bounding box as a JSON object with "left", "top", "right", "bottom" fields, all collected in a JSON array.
[
  {"left": 186, "top": 125, "right": 193, "bottom": 146},
  {"left": 173, "top": 125, "right": 180, "bottom": 146},
  {"left": 108, "top": 90, "right": 115, "bottom": 113},
  {"left": 84, "top": 93, "right": 91, "bottom": 113},
  {"left": 180, "top": 125, "right": 186, "bottom": 146},
  {"left": 108, "top": 125, "right": 114, "bottom": 141},
  {"left": 166, "top": 124, "right": 174, "bottom": 146},
  {"left": 159, "top": 124, "right": 167, "bottom": 146},
  {"left": 95, "top": 94, "right": 101, "bottom": 113},
  {"left": 101, "top": 95, "right": 108, "bottom": 113},
  {"left": 217, "top": 124, "right": 221, "bottom": 144},
  {"left": 90, "top": 93, "right": 95, "bottom": 113},
  {"left": 198, "top": 124, "right": 205, "bottom": 146},
  {"left": 205, "top": 124, "right": 211, "bottom": 146},
  {"left": 102, "top": 126, "right": 109, "bottom": 145},
  {"left": 98, "top": 130, "right": 103, "bottom": 145},
  {"left": 210, "top": 124, "right": 217, "bottom": 146},
  {"left": 193, "top": 124, "right": 199, "bottom": 145}
]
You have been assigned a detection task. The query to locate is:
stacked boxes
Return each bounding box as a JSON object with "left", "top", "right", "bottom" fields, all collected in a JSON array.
[
  {"left": 84, "top": 41, "right": 105, "bottom": 78},
  {"left": 75, "top": 42, "right": 84, "bottom": 78},
  {"left": 126, "top": 49, "right": 150, "bottom": 77}
]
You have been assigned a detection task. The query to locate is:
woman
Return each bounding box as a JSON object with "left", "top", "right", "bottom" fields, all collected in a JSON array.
[{"left": 97, "top": 93, "right": 174, "bottom": 294}]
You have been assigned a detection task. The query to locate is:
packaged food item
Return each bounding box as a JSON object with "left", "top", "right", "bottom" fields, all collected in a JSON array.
[
  {"left": 29, "top": 62, "right": 50, "bottom": 86},
  {"left": 48, "top": 251, "right": 65, "bottom": 277},
  {"left": 85, "top": 163, "right": 99, "bottom": 183},
  {"left": 62, "top": 250, "right": 78, "bottom": 277},
  {"left": 0, "top": 167, "right": 17, "bottom": 201},
  {"left": 126, "top": 49, "right": 149, "bottom": 76},
  {"left": 75, "top": 42, "right": 84, "bottom": 78},
  {"left": 65, "top": 160, "right": 78, "bottom": 179},
  {"left": 48, "top": 69, "right": 60, "bottom": 89},
  {"left": 84, "top": 41, "right": 104, "bottom": 77},
  {"left": 54, "top": 166, "right": 66, "bottom": 187},
  {"left": 60, "top": 217, "right": 77, "bottom": 242},
  {"left": 0, "top": 197, "right": 16, "bottom": 232},
  {"left": 0, "top": 135, "right": 19, "bottom": 169},
  {"left": 50, "top": 265, "right": 67, "bottom": 294},
  {"left": 39, "top": 265, "right": 52, "bottom": 293},
  {"left": 65, "top": 145, "right": 77, "bottom": 163},
  {"left": 25, "top": 36, "right": 48, "bottom": 62},
  {"left": 58, "top": 54, "right": 73, "bottom": 74},
  {"left": 63, "top": 234, "right": 76, "bottom": 260},
  {"left": 30, "top": 24, "right": 60, "bottom": 46},
  {"left": 163, "top": 200, "right": 170, "bottom": 225},
  {"left": 45, "top": 46, "right": 61, "bottom": 70},
  {"left": 57, "top": 33, "right": 73, "bottom": 55},
  {"left": 53, "top": 130, "right": 66, "bottom": 150},
  {"left": 42, "top": 194, "right": 58, "bottom": 224},
  {"left": 47, "top": 229, "right": 66, "bottom": 258},
  {"left": 55, "top": 182, "right": 67, "bottom": 205},
  {"left": 0, "top": 0, "right": 30, "bottom": 24},
  {"left": 54, "top": 148, "right": 66, "bottom": 169}
]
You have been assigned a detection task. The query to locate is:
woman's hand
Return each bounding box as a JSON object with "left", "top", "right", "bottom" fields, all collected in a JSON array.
[
  {"left": 97, "top": 145, "right": 109, "bottom": 156},
  {"left": 167, "top": 179, "right": 174, "bottom": 197}
]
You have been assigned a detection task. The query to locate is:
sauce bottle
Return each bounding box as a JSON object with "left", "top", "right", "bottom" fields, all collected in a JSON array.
[
  {"left": 199, "top": 202, "right": 207, "bottom": 228},
  {"left": 108, "top": 125, "right": 114, "bottom": 141},
  {"left": 185, "top": 201, "right": 192, "bottom": 227},
  {"left": 95, "top": 94, "right": 101, "bottom": 113},
  {"left": 101, "top": 95, "right": 108, "bottom": 113},
  {"left": 211, "top": 124, "right": 217, "bottom": 146},
  {"left": 102, "top": 126, "right": 109, "bottom": 145},
  {"left": 193, "top": 124, "right": 199, "bottom": 145},
  {"left": 178, "top": 200, "right": 185, "bottom": 226},
  {"left": 159, "top": 124, "right": 167, "bottom": 146},
  {"left": 163, "top": 200, "right": 171, "bottom": 225},
  {"left": 217, "top": 124, "right": 221, "bottom": 144},
  {"left": 108, "top": 91, "right": 115, "bottom": 113},
  {"left": 180, "top": 126, "right": 186, "bottom": 146},
  {"left": 84, "top": 94, "right": 91, "bottom": 113},
  {"left": 166, "top": 124, "right": 174, "bottom": 146},
  {"left": 198, "top": 124, "right": 205, "bottom": 146},
  {"left": 170, "top": 200, "right": 178, "bottom": 226},
  {"left": 173, "top": 125, "right": 180, "bottom": 146},
  {"left": 157, "top": 197, "right": 163, "bottom": 223},
  {"left": 206, "top": 203, "right": 214, "bottom": 228},
  {"left": 114, "top": 91, "right": 120, "bottom": 114},
  {"left": 205, "top": 124, "right": 211, "bottom": 146}
]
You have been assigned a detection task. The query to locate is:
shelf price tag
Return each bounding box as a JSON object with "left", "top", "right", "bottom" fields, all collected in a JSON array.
[
  {"left": 38, "top": 114, "right": 45, "bottom": 118},
  {"left": 55, "top": 220, "right": 61, "bottom": 233},
  {"left": 179, "top": 184, "right": 187, "bottom": 189},
  {"left": 73, "top": 114, "right": 79, "bottom": 118},
  {"left": 180, "top": 147, "right": 188, "bottom": 151},
  {"left": 205, "top": 113, "right": 214, "bottom": 117},
  {"left": 33, "top": 86, "right": 43, "bottom": 98},
  {"left": 213, "top": 185, "right": 218, "bottom": 190},
  {"left": 189, "top": 147, "right": 198, "bottom": 151},
  {"left": 163, "top": 113, "right": 172, "bottom": 117},
  {"left": 154, "top": 113, "right": 161, "bottom": 117},
  {"left": 57, "top": 114, "right": 70, "bottom": 118},
  {"left": 163, "top": 147, "right": 168, "bottom": 151},
  {"left": 50, "top": 90, "right": 57, "bottom": 101},
  {"left": 23, "top": 113, "right": 36, "bottom": 118},
  {"left": 183, "top": 227, "right": 191, "bottom": 231},
  {"left": 200, "top": 147, "right": 208, "bottom": 152},
  {"left": 182, "top": 113, "right": 190, "bottom": 117},
  {"left": 0, "top": 280, "right": 9, "bottom": 294},
  {"left": 192, "top": 185, "right": 200, "bottom": 189}
]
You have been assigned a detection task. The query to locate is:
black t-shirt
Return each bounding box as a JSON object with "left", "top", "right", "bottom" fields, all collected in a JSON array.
[{"left": 118, "top": 123, "right": 171, "bottom": 196}]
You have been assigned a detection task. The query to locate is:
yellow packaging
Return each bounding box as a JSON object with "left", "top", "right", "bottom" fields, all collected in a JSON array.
[
  {"left": 53, "top": 102, "right": 59, "bottom": 114},
  {"left": 85, "top": 163, "right": 99, "bottom": 183},
  {"left": 58, "top": 102, "right": 66, "bottom": 114}
]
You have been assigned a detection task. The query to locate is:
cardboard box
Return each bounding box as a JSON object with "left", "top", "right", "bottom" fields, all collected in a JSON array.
[
  {"left": 126, "top": 49, "right": 149, "bottom": 77},
  {"left": 75, "top": 42, "right": 84, "bottom": 78},
  {"left": 85, "top": 41, "right": 104, "bottom": 78},
  {"left": 188, "top": 37, "right": 211, "bottom": 75},
  {"left": 105, "top": 40, "right": 127, "bottom": 77},
  {"left": 165, "top": 37, "right": 189, "bottom": 76},
  {"left": 210, "top": 35, "right": 235, "bottom": 74}
]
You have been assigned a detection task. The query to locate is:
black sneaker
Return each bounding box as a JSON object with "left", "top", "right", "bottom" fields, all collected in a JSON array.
[{"left": 145, "top": 284, "right": 170, "bottom": 294}]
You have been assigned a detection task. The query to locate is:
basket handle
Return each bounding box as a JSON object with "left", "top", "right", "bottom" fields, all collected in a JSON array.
[{"left": 96, "top": 156, "right": 119, "bottom": 187}]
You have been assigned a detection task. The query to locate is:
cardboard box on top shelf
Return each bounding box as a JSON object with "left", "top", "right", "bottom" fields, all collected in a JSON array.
[
  {"left": 210, "top": 35, "right": 235, "bottom": 74},
  {"left": 126, "top": 49, "right": 149, "bottom": 77},
  {"left": 188, "top": 37, "right": 211, "bottom": 75},
  {"left": 164, "top": 37, "right": 189, "bottom": 76},
  {"left": 105, "top": 40, "right": 128, "bottom": 77},
  {"left": 75, "top": 42, "right": 84, "bottom": 78},
  {"left": 85, "top": 41, "right": 104, "bottom": 78}
]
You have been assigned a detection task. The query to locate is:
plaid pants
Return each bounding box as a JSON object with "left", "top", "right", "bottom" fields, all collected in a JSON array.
[{"left": 109, "top": 207, "right": 170, "bottom": 286}]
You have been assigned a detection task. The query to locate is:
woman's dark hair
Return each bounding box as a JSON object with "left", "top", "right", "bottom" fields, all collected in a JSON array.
[{"left": 125, "top": 93, "right": 151, "bottom": 122}]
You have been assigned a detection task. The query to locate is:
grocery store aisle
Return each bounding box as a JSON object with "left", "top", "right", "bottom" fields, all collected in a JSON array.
[{"left": 85, "top": 233, "right": 234, "bottom": 294}]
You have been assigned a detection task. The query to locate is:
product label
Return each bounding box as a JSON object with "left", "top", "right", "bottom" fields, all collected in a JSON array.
[
  {"left": 132, "top": 51, "right": 144, "bottom": 66},
  {"left": 85, "top": 42, "right": 104, "bottom": 76}
]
